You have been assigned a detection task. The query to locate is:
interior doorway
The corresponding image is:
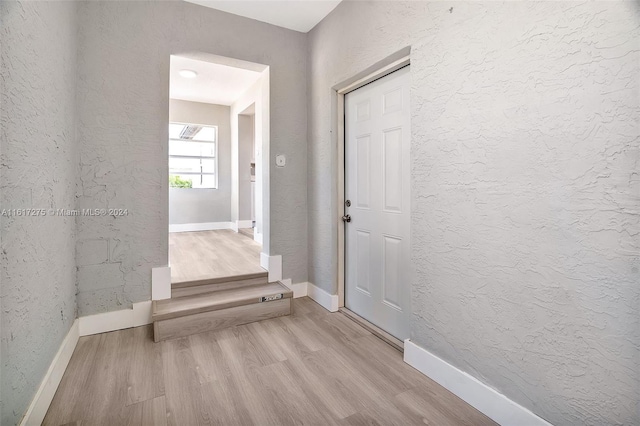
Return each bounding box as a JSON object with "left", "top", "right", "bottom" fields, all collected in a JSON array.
[
  {"left": 340, "top": 62, "right": 412, "bottom": 341},
  {"left": 167, "top": 53, "right": 270, "bottom": 285},
  {"left": 237, "top": 104, "right": 259, "bottom": 242}
]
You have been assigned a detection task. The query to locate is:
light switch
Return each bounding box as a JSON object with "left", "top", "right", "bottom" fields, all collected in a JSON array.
[{"left": 276, "top": 154, "right": 286, "bottom": 167}]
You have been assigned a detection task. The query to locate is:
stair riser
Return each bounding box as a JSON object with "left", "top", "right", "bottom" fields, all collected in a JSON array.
[
  {"left": 171, "top": 276, "right": 268, "bottom": 298},
  {"left": 153, "top": 298, "right": 291, "bottom": 342}
]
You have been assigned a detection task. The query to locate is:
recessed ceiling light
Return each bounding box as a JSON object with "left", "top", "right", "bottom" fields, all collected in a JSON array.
[{"left": 179, "top": 69, "right": 198, "bottom": 79}]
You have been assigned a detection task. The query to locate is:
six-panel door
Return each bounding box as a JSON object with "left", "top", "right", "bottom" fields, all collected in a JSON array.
[{"left": 344, "top": 66, "right": 411, "bottom": 340}]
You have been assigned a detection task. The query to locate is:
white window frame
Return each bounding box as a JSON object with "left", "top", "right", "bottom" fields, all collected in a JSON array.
[{"left": 169, "top": 122, "right": 218, "bottom": 189}]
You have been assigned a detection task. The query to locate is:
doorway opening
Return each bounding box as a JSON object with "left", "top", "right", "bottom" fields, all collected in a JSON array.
[{"left": 167, "top": 53, "right": 270, "bottom": 285}]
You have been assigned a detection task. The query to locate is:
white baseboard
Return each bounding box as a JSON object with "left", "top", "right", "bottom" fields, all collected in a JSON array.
[
  {"left": 279, "top": 278, "right": 308, "bottom": 298},
  {"left": 20, "top": 319, "right": 79, "bottom": 426},
  {"left": 403, "top": 340, "right": 552, "bottom": 426},
  {"left": 79, "top": 300, "right": 153, "bottom": 336},
  {"left": 169, "top": 221, "right": 232, "bottom": 233},
  {"left": 307, "top": 282, "right": 339, "bottom": 312},
  {"left": 260, "top": 253, "right": 282, "bottom": 282},
  {"left": 152, "top": 266, "right": 171, "bottom": 301},
  {"left": 237, "top": 220, "right": 253, "bottom": 229}
]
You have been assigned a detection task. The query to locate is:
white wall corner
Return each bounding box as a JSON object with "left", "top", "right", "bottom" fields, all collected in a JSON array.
[
  {"left": 254, "top": 231, "right": 263, "bottom": 245},
  {"left": 260, "top": 252, "right": 270, "bottom": 270},
  {"left": 268, "top": 255, "right": 282, "bottom": 282},
  {"left": 260, "top": 253, "right": 282, "bottom": 282},
  {"left": 169, "top": 222, "right": 232, "bottom": 233},
  {"left": 152, "top": 266, "right": 171, "bottom": 301},
  {"left": 307, "top": 282, "right": 339, "bottom": 312},
  {"left": 237, "top": 220, "right": 253, "bottom": 229},
  {"left": 20, "top": 319, "right": 79, "bottom": 426},
  {"left": 403, "top": 339, "right": 552, "bottom": 426},
  {"left": 279, "top": 278, "right": 308, "bottom": 298}
]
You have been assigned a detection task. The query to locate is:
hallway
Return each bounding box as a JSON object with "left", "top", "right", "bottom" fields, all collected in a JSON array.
[{"left": 43, "top": 298, "right": 495, "bottom": 426}]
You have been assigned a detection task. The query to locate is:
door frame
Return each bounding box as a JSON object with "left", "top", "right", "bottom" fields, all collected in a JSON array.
[{"left": 333, "top": 51, "right": 411, "bottom": 309}]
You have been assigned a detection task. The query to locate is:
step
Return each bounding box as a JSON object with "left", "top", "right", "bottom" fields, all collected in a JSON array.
[
  {"left": 152, "top": 282, "right": 292, "bottom": 342},
  {"left": 171, "top": 271, "right": 268, "bottom": 298}
]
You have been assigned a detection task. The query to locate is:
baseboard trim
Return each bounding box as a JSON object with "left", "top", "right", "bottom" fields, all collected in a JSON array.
[
  {"left": 20, "top": 319, "right": 79, "bottom": 426},
  {"left": 279, "top": 279, "right": 308, "bottom": 298},
  {"left": 169, "top": 222, "right": 232, "bottom": 233},
  {"left": 307, "top": 282, "right": 339, "bottom": 312},
  {"left": 79, "top": 300, "right": 152, "bottom": 336},
  {"left": 403, "top": 339, "right": 552, "bottom": 426}
]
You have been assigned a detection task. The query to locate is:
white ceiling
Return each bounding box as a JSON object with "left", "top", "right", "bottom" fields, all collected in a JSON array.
[
  {"left": 184, "top": 0, "right": 342, "bottom": 33},
  {"left": 170, "top": 55, "right": 263, "bottom": 106}
]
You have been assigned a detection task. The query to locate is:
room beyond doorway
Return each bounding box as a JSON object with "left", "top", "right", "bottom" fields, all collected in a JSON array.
[{"left": 167, "top": 52, "right": 271, "bottom": 284}]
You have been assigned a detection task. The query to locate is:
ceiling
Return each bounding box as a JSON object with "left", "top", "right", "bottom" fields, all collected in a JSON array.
[
  {"left": 170, "top": 55, "right": 263, "bottom": 106},
  {"left": 184, "top": 0, "right": 342, "bottom": 33}
]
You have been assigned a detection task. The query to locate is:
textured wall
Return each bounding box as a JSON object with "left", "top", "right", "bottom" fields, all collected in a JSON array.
[
  {"left": 76, "top": 1, "right": 308, "bottom": 315},
  {"left": 169, "top": 100, "right": 231, "bottom": 225},
  {"left": 307, "top": 1, "right": 640, "bottom": 425},
  {"left": 0, "top": 1, "right": 78, "bottom": 424}
]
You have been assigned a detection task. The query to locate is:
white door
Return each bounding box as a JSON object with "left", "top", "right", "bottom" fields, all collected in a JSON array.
[{"left": 344, "top": 66, "right": 411, "bottom": 340}]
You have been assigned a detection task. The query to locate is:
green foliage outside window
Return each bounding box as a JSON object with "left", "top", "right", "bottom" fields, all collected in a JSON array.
[{"left": 169, "top": 175, "right": 192, "bottom": 188}]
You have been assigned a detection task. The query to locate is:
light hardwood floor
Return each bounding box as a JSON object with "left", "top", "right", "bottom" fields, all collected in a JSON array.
[
  {"left": 169, "top": 230, "right": 264, "bottom": 283},
  {"left": 44, "top": 297, "right": 496, "bottom": 426}
]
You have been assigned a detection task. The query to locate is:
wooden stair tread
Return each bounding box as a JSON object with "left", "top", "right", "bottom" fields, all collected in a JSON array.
[
  {"left": 153, "top": 282, "right": 291, "bottom": 321},
  {"left": 172, "top": 271, "right": 268, "bottom": 289}
]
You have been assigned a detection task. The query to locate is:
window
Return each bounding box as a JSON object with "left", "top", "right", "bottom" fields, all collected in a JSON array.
[{"left": 169, "top": 122, "right": 217, "bottom": 189}]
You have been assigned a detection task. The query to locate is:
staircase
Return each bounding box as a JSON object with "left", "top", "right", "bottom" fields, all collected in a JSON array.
[{"left": 152, "top": 271, "right": 292, "bottom": 342}]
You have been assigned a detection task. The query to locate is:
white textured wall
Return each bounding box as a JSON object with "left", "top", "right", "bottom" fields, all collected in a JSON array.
[
  {"left": 169, "top": 99, "right": 231, "bottom": 225},
  {"left": 307, "top": 1, "right": 640, "bottom": 424},
  {"left": 0, "top": 2, "right": 78, "bottom": 424},
  {"left": 75, "top": 1, "right": 308, "bottom": 315}
]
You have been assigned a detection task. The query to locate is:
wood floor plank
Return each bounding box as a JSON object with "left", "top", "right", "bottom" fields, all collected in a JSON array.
[
  {"left": 244, "top": 320, "right": 288, "bottom": 362},
  {"left": 395, "top": 381, "right": 497, "bottom": 426},
  {"left": 260, "top": 319, "right": 359, "bottom": 419},
  {"left": 216, "top": 331, "right": 282, "bottom": 425},
  {"left": 45, "top": 297, "right": 497, "bottom": 426},
  {"left": 161, "top": 337, "right": 213, "bottom": 426},
  {"left": 127, "top": 396, "right": 168, "bottom": 426},
  {"left": 43, "top": 336, "right": 101, "bottom": 426},
  {"left": 127, "top": 325, "right": 165, "bottom": 406},
  {"left": 169, "top": 230, "right": 264, "bottom": 283},
  {"left": 188, "top": 331, "right": 230, "bottom": 384},
  {"left": 200, "top": 375, "right": 254, "bottom": 425},
  {"left": 70, "top": 330, "right": 134, "bottom": 425}
]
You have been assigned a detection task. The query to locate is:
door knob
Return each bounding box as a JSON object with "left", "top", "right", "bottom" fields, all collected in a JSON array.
[{"left": 342, "top": 215, "right": 351, "bottom": 223}]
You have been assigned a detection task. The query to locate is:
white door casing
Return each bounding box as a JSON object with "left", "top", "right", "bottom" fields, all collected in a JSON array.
[{"left": 344, "top": 66, "right": 411, "bottom": 340}]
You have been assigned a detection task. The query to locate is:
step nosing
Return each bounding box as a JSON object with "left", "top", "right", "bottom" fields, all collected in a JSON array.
[
  {"left": 153, "top": 283, "right": 292, "bottom": 321},
  {"left": 172, "top": 271, "right": 268, "bottom": 288}
]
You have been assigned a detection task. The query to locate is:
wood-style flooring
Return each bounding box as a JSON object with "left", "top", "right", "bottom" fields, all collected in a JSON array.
[
  {"left": 238, "top": 227, "right": 254, "bottom": 239},
  {"left": 169, "top": 230, "right": 264, "bottom": 283},
  {"left": 44, "top": 297, "right": 496, "bottom": 426}
]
